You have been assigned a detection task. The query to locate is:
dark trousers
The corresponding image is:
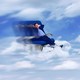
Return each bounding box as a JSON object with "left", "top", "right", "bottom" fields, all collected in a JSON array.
[{"left": 30, "top": 35, "right": 55, "bottom": 45}]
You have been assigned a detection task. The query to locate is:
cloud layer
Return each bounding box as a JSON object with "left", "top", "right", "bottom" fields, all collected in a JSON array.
[
  {"left": 0, "top": 61, "right": 35, "bottom": 71},
  {"left": 0, "top": 38, "right": 71, "bottom": 61},
  {"left": 0, "top": 35, "right": 80, "bottom": 80},
  {"left": 51, "top": 60, "right": 80, "bottom": 70},
  {"left": 1, "top": 0, "right": 80, "bottom": 20}
]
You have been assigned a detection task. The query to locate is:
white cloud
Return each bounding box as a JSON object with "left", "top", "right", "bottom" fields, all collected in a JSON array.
[
  {"left": 0, "top": 74, "right": 31, "bottom": 80},
  {"left": 73, "top": 49, "right": 80, "bottom": 55},
  {"left": 0, "top": 37, "right": 80, "bottom": 80},
  {"left": 12, "top": 8, "right": 44, "bottom": 20},
  {"left": 0, "top": 75, "right": 16, "bottom": 80},
  {"left": 11, "top": 61, "right": 35, "bottom": 70},
  {"left": 1, "top": 41, "right": 24, "bottom": 55},
  {"left": 64, "top": 1, "right": 80, "bottom": 17},
  {"left": 25, "top": 46, "right": 70, "bottom": 61},
  {"left": 47, "top": 0, "right": 80, "bottom": 20},
  {"left": 56, "top": 77, "right": 75, "bottom": 80},
  {"left": 0, "top": 0, "right": 80, "bottom": 20},
  {"left": 0, "top": 37, "right": 71, "bottom": 61},
  {"left": 51, "top": 60, "right": 80, "bottom": 70},
  {"left": 0, "top": 0, "right": 26, "bottom": 16},
  {"left": 0, "top": 61, "right": 35, "bottom": 71},
  {"left": 75, "top": 35, "right": 80, "bottom": 42},
  {"left": 25, "top": 40, "right": 71, "bottom": 61},
  {"left": 57, "top": 36, "right": 62, "bottom": 40},
  {"left": 0, "top": 65, "right": 7, "bottom": 70}
]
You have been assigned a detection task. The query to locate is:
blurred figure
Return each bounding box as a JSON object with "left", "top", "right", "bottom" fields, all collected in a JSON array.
[{"left": 30, "top": 23, "right": 55, "bottom": 46}]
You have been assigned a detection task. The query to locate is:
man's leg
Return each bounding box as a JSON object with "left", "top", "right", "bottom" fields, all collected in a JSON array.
[
  {"left": 30, "top": 37, "right": 43, "bottom": 41},
  {"left": 39, "top": 35, "right": 55, "bottom": 45},
  {"left": 30, "top": 36, "right": 63, "bottom": 48},
  {"left": 30, "top": 35, "right": 55, "bottom": 45}
]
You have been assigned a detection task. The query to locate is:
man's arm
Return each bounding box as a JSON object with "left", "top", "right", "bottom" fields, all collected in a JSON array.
[
  {"left": 25, "top": 25, "right": 34, "bottom": 28},
  {"left": 39, "top": 25, "right": 53, "bottom": 37}
]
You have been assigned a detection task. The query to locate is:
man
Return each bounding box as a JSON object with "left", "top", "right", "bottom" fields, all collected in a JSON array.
[{"left": 30, "top": 23, "right": 55, "bottom": 46}]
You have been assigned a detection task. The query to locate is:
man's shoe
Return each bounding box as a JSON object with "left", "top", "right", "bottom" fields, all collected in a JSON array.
[{"left": 60, "top": 45, "right": 63, "bottom": 48}]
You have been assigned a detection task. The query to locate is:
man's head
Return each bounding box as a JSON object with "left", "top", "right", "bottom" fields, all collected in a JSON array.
[{"left": 34, "top": 23, "right": 40, "bottom": 29}]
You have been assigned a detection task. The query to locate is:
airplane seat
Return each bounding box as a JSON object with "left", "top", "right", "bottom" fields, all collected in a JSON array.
[
  {"left": 14, "top": 21, "right": 51, "bottom": 45},
  {"left": 17, "top": 37, "right": 47, "bottom": 45}
]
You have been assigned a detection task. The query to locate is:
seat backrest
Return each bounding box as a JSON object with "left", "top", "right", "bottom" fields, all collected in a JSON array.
[{"left": 13, "top": 21, "right": 43, "bottom": 37}]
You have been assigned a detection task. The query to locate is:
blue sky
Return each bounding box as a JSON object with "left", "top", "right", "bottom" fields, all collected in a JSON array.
[{"left": 0, "top": 0, "right": 80, "bottom": 80}]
